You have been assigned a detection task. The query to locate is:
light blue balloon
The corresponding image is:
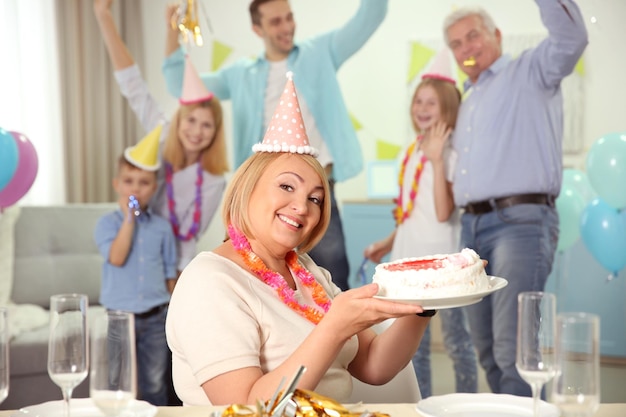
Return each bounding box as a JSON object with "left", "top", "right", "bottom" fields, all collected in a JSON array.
[
  {"left": 586, "top": 132, "right": 626, "bottom": 209},
  {"left": 556, "top": 184, "right": 586, "bottom": 252},
  {"left": 562, "top": 168, "right": 596, "bottom": 203},
  {"left": 0, "top": 128, "right": 19, "bottom": 191},
  {"left": 580, "top": 198, "right": 626, "bottom": 274}
]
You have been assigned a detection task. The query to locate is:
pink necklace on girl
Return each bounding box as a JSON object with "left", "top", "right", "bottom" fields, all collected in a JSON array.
[
  {"left": 394, "top": 134, "right": 428, "bottom": 226},
  {"left": 228, "top": 224, "right": 331, "bottom": 324},
  {"left": 165, "top": 162, "right": 203, "bottom": 241}
]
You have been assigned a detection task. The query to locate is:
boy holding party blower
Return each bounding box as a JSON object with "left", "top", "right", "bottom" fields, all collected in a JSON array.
[{"left": 94, "top": 136, "right": 177, "bottom": 406}]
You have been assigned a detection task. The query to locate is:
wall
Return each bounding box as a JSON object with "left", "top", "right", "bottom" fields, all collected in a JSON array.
[{"left": 137, "top": 0, "right": 626, "bottom": 251}]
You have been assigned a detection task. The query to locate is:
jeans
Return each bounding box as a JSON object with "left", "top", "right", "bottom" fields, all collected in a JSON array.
[
  {"left": 461, "top": 204, "right": 559, "bottom": 396},
  {"left": 412, "top": 307, "right": 477, "bottom": 398},
  {"left": 309, "top": 181, "right": 350, "bottom": 291},
  {"left": 134, "top": 305, "right": 171, "bottom": 406}
]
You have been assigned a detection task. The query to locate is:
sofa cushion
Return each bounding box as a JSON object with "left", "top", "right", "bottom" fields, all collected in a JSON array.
[
  {"left": 0, "top": 206, "right": 20, "bottom": 305},
  {"left": 12, "top": 204, "right": 116, "bottom": 308}
]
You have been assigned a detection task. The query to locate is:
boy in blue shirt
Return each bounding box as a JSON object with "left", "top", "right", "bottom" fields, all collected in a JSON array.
[{"left": 94, "top": 151, "right": 177, "bottom": 405}]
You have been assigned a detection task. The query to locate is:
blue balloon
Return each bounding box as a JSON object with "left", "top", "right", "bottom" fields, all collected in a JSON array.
[
  {"left": 562, "top": 168, "right": 596, "bottom": 203},
  {"left": 556, "top": 184, "right": 586, "bottom": 252},
  {"left": 0, "top": 128, "right": 19, "bottom": 191},
  {"left": 586, "top": 132, "right": 626, "bottom": 209},
  {"left": 580, "top": 198, "right": 626, "bottom": 275}
]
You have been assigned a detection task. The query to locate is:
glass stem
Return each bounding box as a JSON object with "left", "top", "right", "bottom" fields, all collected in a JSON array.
[
  {"left": 531, "top": 383, "right": 542, "bottom": 417},
  {"left": 62, "top": 388, "right": 73, "bottom": 417}
]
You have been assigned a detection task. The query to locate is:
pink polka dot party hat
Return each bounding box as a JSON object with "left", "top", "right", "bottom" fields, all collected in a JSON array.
[{"left": 252, "top": 72, "right": 318, "bottom": 157}]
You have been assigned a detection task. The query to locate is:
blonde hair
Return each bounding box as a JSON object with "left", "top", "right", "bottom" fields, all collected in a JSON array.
[
  {"left": 222, "top": 152, "right": 331, "bottom": 253},
  {"left": 163, "top": 97, "right": 229, "bottom": 175},
  {"left": 410, "top": 78, "right": 461, "bottom": 133}
]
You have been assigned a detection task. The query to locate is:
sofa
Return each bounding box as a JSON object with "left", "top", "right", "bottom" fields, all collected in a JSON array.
[{"left": 0, "top": 203, "right": 115, "bottom": 410}]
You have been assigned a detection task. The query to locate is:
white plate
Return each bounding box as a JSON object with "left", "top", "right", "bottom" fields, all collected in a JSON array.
[
  {"left": 374, "top": 276, "right": 508, "bottom": 309},
  {"left": 416, "top": 393, "right": 559, "bottom": 417},
  {"left": 11, "top": 398, "right": 158, "bottom": 417}
]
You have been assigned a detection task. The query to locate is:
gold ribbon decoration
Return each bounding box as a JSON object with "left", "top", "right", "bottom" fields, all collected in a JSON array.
[
  {"left": 220, "top": 389, "right": 390, "bottom": 417},
  {"left": 175, "top": 0, "right": 203, "bottom": 46}
]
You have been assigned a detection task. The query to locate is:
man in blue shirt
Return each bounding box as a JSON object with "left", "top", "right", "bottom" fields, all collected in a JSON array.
[
  {"left": 444, "top": 1, "right": 588, "bottom": 396},
  {"left": 95, "top": 155, "right": 178, "bottom": 405},
  {"left": 163, "top": 0, "right": 388, "bottom": 291}
]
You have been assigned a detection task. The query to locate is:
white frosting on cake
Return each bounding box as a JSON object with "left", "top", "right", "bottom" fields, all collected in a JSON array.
[{"left": 373, "top": 248, "right": 489, "bottom": 299}]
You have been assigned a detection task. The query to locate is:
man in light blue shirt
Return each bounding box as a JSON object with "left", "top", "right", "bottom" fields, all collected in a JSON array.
[
  {"left": 163, "top": 0, "right": 388, "bottom": 291},
  {"left": 444, "top": 0, "right": 587, "bottom": 396}
]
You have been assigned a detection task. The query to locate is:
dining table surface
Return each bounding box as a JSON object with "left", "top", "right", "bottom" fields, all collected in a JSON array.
[{"left": 2, "top": 402, "right": 626, "bottom": 417}]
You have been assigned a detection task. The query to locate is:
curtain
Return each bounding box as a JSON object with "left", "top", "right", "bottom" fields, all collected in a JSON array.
[
  {"left": 0, "top": 0, "right": 65, "bottom": 205},
  {"left": 55, "top": 0, "right": 145, "bottom": 203}
]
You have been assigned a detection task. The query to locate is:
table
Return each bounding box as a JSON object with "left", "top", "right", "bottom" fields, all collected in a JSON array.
[{"left": 1, "top": 403, "right": 624, "bottom": 416}]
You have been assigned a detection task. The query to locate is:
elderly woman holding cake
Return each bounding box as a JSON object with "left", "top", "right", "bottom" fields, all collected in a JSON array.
[{"left": 166, "top": 74, "right": 432, "bottom": 406}]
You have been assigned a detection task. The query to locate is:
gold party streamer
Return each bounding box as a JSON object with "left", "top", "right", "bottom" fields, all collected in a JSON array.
[
  {"left": 220, "top": 389, "right": 390, "bottom": 417},
  {"left": 177, "top": 0, "right": 203, "bottom": 46}
]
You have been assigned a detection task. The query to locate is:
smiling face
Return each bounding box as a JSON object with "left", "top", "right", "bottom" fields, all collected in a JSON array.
[
  {"left": 252, "top": 0, "right": 295, "bottom": 61},
  {"left": 177, "top": 106, "right": 216, "bottom": 162},
  {"left": 446, "top": 14, "right": 502, "bottom": 83},
  {"left": 247, "top": 154, "right": 324, "bottom": 258},
  {"left": 113, "top": 161, "right": 157, "bottom": 210},
  {"left": 411, "top": 84, "right": 442, "bottom": 132}
]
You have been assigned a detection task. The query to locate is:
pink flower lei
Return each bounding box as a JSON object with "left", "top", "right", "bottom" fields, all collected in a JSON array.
[{"left": 228, "top": 224, "right": 331, "bottom": 324}]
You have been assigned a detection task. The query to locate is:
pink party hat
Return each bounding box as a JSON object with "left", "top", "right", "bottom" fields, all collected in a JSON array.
[
  {"left": 252, "top": 72, "right": 318, "bottom": 157},
  {"left": 422, "top": 48, "right": 455, "bottom": 84},
  {"left": 179, "top": 55, "right": 214, "bottom": 105}
]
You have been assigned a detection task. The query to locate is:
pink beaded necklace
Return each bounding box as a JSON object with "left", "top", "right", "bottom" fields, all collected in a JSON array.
[
  {"left": 165, "top": 162, "right": 202, "bottom": 241},
  {"left": 228, "top": 224, "right": 331, "bottom": 324},
  {"left": 394, "top": 134, "right": 428, "bottom": 226}
]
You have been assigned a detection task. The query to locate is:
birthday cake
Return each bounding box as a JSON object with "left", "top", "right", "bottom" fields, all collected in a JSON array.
[{"left": 373, "top": 248, "right": 488, "bottom": 299}]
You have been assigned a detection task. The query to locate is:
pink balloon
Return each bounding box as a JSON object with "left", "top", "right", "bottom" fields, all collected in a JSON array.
[{"left": 0, "top": 131, "right": 39, "bottom": 208}]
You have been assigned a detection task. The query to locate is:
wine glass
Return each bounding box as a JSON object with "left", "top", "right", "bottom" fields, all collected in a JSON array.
[
  {"left": 90, "top": 310, "right": 137, "bottom": 417},
  {"left": 516, "top": 291, "right": 557, "bottom": 417},
  {"left": 551, "top": 312, "right": 600, "bottom": 417},
  {"left": 48, "top": 294, "right": 89, "bottom": 417},
  {"left": 0, "top": 307, "right": 9, "bottom": 405}
]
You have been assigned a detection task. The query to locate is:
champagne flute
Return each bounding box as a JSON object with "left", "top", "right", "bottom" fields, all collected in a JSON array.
[
  {"left": 0, "top": 307, "right": 9, "bottom": 404},
  {"left": 90, "top": 310, "right": 137, "bottom": 417},
  {"left": 48, "top": 294, "right": 89, "bottom": 417},
  {"left": 551, "top": 312, "right": 600, "bottom": 417},
  {"left": 516, "top": 291, "right": 557, "bottom": 417}
]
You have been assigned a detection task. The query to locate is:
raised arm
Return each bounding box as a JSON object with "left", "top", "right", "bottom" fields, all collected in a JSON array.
[
  {"left": 165, "top": 4, "right": 182, "bottom": 58},
  {"left": 328, "top": 0, "right": 388, "bottom": 69},
  {"left": 532, "top": 0, "right": 588, "bottom": 87},
  {"left": 93, "top": 0, "right": 134, "bottom": 70}
]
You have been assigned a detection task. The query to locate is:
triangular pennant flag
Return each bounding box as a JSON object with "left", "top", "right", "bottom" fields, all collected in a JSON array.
[
  {"left": 376, "top": 140, "right": 402, "bottom": 160},
  {"left": 350, "top": 112, "right": 363, "bottom": 131},
  {"left": 457, "top": 66, "right": 469, "bottom": 92},
  {"left": 574, "top": 57, "right": 585, "bottom": 76},
  {"left": 407, "top": 42, "right": 435, "bottom": 84},
  {"left": 211, "top": 40, "right": 233, "bottom": 71}
]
